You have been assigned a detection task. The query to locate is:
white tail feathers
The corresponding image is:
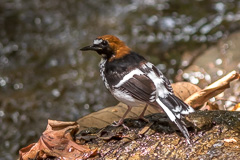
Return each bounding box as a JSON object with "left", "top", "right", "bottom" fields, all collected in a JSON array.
[{"left": 156, "top": 98, "right": 192, "bottom": 144}]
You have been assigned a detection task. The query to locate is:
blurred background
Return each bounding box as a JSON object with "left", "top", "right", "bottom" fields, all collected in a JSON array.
[{"left": 1, "top": 0, "right": 240, "bottom": 159}]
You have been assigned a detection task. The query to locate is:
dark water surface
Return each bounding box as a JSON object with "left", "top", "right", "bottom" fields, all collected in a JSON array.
[{"left": 0, "top": 0, "right": 240, "bottom": 159}]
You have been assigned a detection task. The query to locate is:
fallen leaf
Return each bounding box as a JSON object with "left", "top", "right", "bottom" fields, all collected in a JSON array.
[
  {"left": 19, "top": 120, "right": 97, "bottom": 160},
  {"left": 172, "top": 82, "right": 201, "bottom": 102}
]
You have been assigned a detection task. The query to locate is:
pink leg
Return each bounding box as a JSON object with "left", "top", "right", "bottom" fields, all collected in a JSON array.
[
  {"left": 112, "top": 105, "right": 132, "bottom": 126},
  {"left": 138, "top": 104, "right": 150, "bottom": 123}
]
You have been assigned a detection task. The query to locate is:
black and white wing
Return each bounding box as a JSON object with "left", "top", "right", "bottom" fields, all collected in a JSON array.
[{"left": 106, "top": 63, "right": 157, "bottom": 103}]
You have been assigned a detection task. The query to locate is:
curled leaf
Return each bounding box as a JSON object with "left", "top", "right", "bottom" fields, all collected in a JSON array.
[
  {"left": 185, "top": 70, "right": 240, "bottom": 108},
  {"left": 19, "top": 120, "right": 97, "bottom": 160}
]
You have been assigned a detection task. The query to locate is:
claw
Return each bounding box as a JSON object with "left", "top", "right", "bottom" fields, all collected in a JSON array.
[
  {"left": 112, "top": 120, "right": 123, "bottom": 126},
  {"left": 111, "top": 121, "right": 129, "bottom": 130}
]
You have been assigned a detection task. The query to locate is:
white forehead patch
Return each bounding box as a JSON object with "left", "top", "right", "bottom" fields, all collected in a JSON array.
[{"left": 93, "top": 39, "right": 103, "bottom": 45}]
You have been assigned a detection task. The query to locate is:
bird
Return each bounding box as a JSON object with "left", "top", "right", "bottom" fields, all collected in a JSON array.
[{"left": 80, "top": 35, "right": 195, "bottom": 144}]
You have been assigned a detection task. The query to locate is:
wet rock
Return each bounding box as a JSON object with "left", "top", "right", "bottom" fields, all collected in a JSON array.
[{"left": 77, "top": 111, "right": 240, "bottom": 159}]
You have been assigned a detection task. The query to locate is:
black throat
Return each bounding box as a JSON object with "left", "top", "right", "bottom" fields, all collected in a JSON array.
[{"left": 97, "top": 48, "right": 114, "bottom": 60}]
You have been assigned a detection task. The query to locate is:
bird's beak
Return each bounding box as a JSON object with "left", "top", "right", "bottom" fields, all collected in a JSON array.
[{"left": 80, "top": 45, "right": 102, "bottom": 51}]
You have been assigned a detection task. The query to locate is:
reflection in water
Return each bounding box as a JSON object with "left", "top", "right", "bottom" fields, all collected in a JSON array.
[{"left": 0, "top": 0, "right": 240, "bottom": 159}]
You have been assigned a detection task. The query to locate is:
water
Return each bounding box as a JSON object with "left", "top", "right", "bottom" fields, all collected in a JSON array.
[{"left": 0, "top": 0, "right": 240, "bottom": 159}]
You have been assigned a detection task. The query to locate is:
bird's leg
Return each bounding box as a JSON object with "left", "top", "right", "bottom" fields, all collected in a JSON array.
[
  {"left": 112, "top": 105, "right": 132, "bottom": 127},
  {"left": 138, "top": 104, "right": 150, "bottom": 123}
]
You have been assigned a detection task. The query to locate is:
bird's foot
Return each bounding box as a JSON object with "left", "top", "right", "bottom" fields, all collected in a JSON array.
[{"left": 112, "top": 121, "right": 129, "bottom": 130}]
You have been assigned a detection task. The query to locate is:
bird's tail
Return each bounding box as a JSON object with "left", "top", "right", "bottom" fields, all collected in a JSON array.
[{"left": 155, "top": 94, "right": 194, "bottom": 144}]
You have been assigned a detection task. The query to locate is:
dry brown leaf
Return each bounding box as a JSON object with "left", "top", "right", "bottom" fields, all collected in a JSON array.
[
  {"left": 172, "top": 82, "right": 201, "bottom": 102},
  {"left": 19, "top": 120, "right": 97, "bottom": 160},
  {"left": 185, "top": 70, "right": 240, "bottom": 108}
]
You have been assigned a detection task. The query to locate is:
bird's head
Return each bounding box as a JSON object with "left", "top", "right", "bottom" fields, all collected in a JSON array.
[{"left": 80, "top": 35, "right": 131, "bottom": 61}]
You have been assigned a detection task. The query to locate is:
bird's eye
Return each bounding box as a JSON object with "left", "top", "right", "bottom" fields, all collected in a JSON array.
[{"left": 102, "top": 40, "right": 108, "bottom": 45}]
